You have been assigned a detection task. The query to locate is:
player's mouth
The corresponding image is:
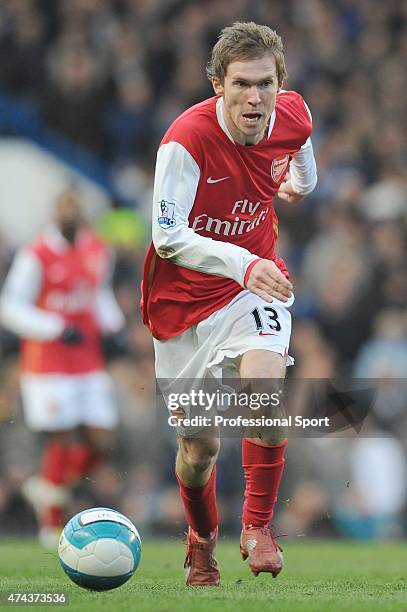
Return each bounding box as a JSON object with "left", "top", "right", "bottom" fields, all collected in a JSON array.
[{"left": 242, "top": 112, "right": 263, "bottom": 125}]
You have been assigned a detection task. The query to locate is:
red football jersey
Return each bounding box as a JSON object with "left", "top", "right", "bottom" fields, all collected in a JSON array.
[
  {"left": 142, "top": 92, "right": 312, "bottom": 340},
  {"left": 21, "top": 230, "right": 108, "bottom": 374}
]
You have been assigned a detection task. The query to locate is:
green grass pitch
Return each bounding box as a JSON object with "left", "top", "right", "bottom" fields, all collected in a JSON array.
[{"left": 0, "top": 539, "right": 406, "bottom": 611}]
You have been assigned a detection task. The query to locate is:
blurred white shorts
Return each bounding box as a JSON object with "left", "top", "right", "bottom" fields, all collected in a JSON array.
[
  {"left": 20, "top": 370, "right": 118, "bottom": 432},
  {"left": 154, "top": 289, "right": 294, "bottom": 380}
]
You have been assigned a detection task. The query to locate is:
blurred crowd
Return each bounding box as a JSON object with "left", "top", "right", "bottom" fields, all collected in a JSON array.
[{"left": 0, "top": 0, "right": 406, "bottom": 540}]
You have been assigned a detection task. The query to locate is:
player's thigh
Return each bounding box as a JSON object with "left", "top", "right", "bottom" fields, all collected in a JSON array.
[
  {"left": 81, "top": 425, "right": 113, "bottom": 452},
  {"left": 239, "top": 350, "right": 288, "bottom": 444},
  {"left": 240, "top": 349, "right": 287, "bottom": 379},
  {"left": 79, "top": 371, "right": 118, "bottom": 430},
  {"left": 20, "top": 374, "right": 81, "bottom": 431}
]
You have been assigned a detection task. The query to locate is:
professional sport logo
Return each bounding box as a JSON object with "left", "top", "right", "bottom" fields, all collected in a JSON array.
[
  {"left": 157, "top": 199, "right": 176, "bottom": 228},
  {"left": 271, "top": 154, "right": 289, "bottom": 183}
]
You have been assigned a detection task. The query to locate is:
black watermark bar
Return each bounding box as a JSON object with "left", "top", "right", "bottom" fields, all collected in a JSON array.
[
  {"left": 0, "top": 593, "right": 69, "bottom": 605},
  {"left": 155, "top": 377, "right": 407, "bottom": 438}
]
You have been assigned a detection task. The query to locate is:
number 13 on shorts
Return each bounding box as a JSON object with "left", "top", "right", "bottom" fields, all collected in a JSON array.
[
  {"left": 251, "top": 305, "right": 281, "bottom": 334},
  {"left": 246, "top": 297, "right": 293, "bottom": 364}
]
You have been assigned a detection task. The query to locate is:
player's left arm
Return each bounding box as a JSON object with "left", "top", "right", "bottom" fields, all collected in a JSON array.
[
  {"left": 278, "top": 137, "right": 317, "bottom": 204},
  {"left": 93, "top": 285, "right": 125, "bottom": 334},
  {"left": 278, "top": 96, "right": 317, "bottom": 204},
  {"left": 92, "top": 249, "right": 125, "bottom": 334}
]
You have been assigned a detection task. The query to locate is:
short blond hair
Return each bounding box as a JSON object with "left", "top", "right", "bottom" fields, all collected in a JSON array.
[{"left": 207, "top": 21, "right": 287, "bottom": 85}]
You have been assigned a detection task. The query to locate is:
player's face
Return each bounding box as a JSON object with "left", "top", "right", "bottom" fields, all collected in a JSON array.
[
  {"left": 212, "top": 54, "right": 280, "bottom": 145},
  {"left": 55, "top": 191, "right": 83, "bottom": 243}
]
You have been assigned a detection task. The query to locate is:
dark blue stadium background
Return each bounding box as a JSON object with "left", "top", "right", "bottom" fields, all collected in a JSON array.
[{"left": 0, "top": 0, "right": 405, "bottom": 541}]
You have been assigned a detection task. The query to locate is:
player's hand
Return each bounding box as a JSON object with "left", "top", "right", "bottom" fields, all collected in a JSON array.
[
  {"left": 60, "top": 326, "right": 84, "bottom": 345},
  {"left": 246, "top": 259, "right": 293, "bottom": 303},
  {"left": 277, "top": 172, "right": 304, "bottom": 204}
]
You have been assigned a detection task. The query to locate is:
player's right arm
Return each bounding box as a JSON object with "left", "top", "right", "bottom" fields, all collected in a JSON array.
[
  {"left": 0, "top": 249, "right": 65, "bottom": 340},
  {"left": 152, "top": 142, "right": 292, "bottom": 303}
]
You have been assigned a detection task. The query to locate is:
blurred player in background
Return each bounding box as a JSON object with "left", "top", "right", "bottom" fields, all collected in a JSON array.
[
  {"left": 142, "top": 22, "right": 317, "bottom": 585},
  {"left": 0, "top": 188, "right": 124, "bottom": 548}
]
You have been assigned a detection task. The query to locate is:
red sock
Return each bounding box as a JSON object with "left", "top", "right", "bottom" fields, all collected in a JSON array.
[
  {"left": 242, "top": 438, "right": 287, "bottom": 528},
  {"left": 42, "top": 506, "right": 66, "bottom": 528},
  {"left": 65, "top": 443, "right": 102, "bottom": 483},
  {"left": 40, "top": 440, "right": 68, "bottom": 485},
  {"left": 39, "top": 441, "right": 69, "bottom": 527},
  {"left": 176, "top": 467, "right": 218, "bottom": 536}
]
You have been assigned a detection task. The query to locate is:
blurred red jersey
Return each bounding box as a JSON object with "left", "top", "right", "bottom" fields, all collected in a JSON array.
[
  {"left": 21, "top": 230, "right": 109, "bottom": 374},
  {"left": 142, "top": 92, "right": 312, "bottom": 339}
]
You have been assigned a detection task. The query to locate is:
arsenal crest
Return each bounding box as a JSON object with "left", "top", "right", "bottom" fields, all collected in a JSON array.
[{"left": 271, "top": 154, "right": 289, "bottom": 183}]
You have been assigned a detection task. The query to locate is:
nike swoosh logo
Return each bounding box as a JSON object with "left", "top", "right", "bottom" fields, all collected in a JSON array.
[
  {"left": 259, "top": 331, "right": 278, "bottom": 336},
  {"left": 207, "top": 176, "right": 230, "bottom": 184}
]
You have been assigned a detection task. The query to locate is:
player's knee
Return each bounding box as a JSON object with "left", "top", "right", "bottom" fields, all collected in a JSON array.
[
  {"left": 83, "top": 427, "right": 113, "bottom": 454},
  {"left": 256, "top": 430, "right": 287, "bottom": 446},
  {"left": 48, "top": 431, "right": 71, "bottom": 443},
  {"left": 179, "top": 437, "right": 220, "bottom": 473}
]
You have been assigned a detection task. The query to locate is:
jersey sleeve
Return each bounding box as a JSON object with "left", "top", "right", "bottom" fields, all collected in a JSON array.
[
  {"left": 290, "top": 136, "right": 317, "bottom": 195},
  {"left": 152, "top": 141, "right": 259, "bottom": 287},
  {"left": 289, "top": 96, "right": 317, "bottom": 195},
  {"left": 89, "top": 242, "right": 125, "bottom": 334},
  {"left": 0, "top": 248, "right": 65, "bottom": 341},
  {"left": 93, "top": 286, "right": 125, "bottom": 334}
]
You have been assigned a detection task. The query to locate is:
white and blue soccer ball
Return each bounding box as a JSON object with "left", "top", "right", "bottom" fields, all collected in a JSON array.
[{"left": 58, "top": 507, "right": 141, "bottom": 591}]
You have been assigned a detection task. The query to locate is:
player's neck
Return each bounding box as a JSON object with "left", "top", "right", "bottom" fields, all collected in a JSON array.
[
  {"left": 243, "top": 128, "right": 268, "bottom": 146},
  {"left": 234, "top": 129, "right": 267, "bottom": 146},
  {"left": 233, "top": 121, "right": 270, "bottom": 146}
]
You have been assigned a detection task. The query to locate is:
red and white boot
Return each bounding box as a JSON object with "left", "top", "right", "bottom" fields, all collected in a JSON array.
[
  {"left": 240, "top": 525, "right": 283, "bottom": 577},
  {"left": 184, "top": 527, "right": 220, "bottom": 586}
]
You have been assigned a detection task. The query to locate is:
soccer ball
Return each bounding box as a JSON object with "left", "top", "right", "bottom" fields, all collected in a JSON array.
[{"left": 58, "top": 507, "right": 142, "bottom": 591}]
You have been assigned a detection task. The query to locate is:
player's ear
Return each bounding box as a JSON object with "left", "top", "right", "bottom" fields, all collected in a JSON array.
[{"left": 212, "top": 77, "right": 224, "bottom": 95}]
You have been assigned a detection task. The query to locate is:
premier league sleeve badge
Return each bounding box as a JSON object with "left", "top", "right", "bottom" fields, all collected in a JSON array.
[{"left": 157, "top": 200, "right": 176, "bottom": 228}]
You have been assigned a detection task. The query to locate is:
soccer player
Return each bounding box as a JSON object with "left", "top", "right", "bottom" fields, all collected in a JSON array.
[
  {"left": 0, "top": 189, "right": 124, "bottom": 548},
  {"left": 141, "top": 22, "right": 317, "bottom": 585}
]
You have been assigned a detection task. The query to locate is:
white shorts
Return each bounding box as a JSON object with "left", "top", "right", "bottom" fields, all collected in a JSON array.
[
  {"left": 154, "top": 290, "right": 294, "bottom": 436},
  {"left": 20, "top": 370, "right": 118, "bottom": 432},
  {"left": 154, "top": 289, "right": 294, "bottom": 381}
]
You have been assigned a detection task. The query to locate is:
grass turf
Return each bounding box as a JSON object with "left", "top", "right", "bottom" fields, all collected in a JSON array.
[{"left": 0, "top": 538, "right": 406, "bottom": 611}]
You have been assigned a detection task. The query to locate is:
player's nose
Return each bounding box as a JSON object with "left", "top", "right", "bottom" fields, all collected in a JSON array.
[{"left": 247, "top": 86, "right": 261, "bottom": 105}]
